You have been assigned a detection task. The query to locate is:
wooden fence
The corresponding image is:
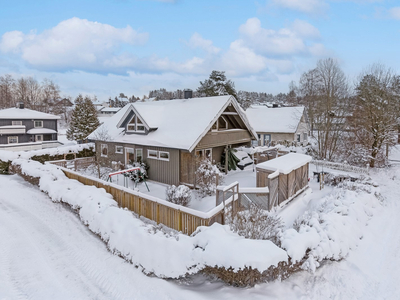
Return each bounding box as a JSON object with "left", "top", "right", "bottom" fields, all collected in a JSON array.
[
  {"left": 61, "top": 168, "right": 238, "bottom": 235},
  {"left": 312, "top": 160, "right": 369, "bottom": 175}
]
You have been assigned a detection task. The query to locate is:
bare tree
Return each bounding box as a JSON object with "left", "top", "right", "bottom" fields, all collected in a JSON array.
[
  {"left": 26, "top": 77, "right": 42, "bottom": 110},
  {"left": 15, "top": 77, "right": 29, "bottom": 106},
  {"left": 349, "top": 64, "right": 400, "bottom": 167},
  {"left": 0, "top": 74, "right": 15, "bottom": 108},
  {"left": 41, "top": 78, "right": 61, "bottom": 112}
]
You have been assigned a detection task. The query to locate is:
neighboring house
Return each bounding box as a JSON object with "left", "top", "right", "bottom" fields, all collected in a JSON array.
[
  {"left": 98, "top": 107, "right": 121, "bottom": 117},
  {"left": 0, "top": 103, "right": 61, "bottom": 151},
  {"left": 245, "top": 106, "right": 309, "bottom": 146},
  {"left": 89, "top": 95, "right": 257, "bottom": 186}
]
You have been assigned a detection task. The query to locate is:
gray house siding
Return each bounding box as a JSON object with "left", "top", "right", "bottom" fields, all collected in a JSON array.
[
  {"left": 0, "top": 119, "right": 58, "bottom": 145},
  {"left": 96, "top": 141, "right": 180, "bottom": 186}
]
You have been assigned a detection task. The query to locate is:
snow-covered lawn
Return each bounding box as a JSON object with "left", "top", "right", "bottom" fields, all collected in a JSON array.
[{"left": 2, "top": 154, "right": 400, "bottom": 298}]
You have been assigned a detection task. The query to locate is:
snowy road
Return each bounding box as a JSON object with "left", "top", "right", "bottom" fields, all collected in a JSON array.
[{"left": 1, "top": 164, "right": 400, "bottom": 299}]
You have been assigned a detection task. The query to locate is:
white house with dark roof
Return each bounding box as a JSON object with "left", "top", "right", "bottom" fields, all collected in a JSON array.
[
  {"left": 245, "top": 106, "right": 309, "bottom": 146},
  {"left": 89, "top": 95, "right": 257, "bottom": 186},
  {"left": 0, "top": 103, "right": 61, "bottom": 151}
]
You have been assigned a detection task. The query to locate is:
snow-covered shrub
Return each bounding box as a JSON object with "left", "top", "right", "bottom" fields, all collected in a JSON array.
[
  {"left": 166, "top": 185, "right": 191, "bottom": 207},
  {"left": 196, "top": 159, "right": 223, "bottom": 197},
  {"left": 230, "top": 204, "right": 284, "bottom": 246},
  {"left": 127, "top": 161, "right": 149, "bottom": 183}
]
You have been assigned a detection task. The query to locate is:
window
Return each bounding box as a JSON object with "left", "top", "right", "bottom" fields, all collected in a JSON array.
[
  {"left": 296, "top": 134, "right": 301, "bottom": 142},
  {"left": 101, "top": 144, "right": 108, "bottom": 157},
  {"left": 12, "top": 121, "right": 22, "bottom": 126},
  {"left": 303, "top": 132, "right": 308, "bottom": 141},
  {"left": 8, "top": 136, "right": 18, "bottom": 144},
  {"left": 127, "top": 115, "right": 145, "bottom": 132},
  {"left": 263, "top": 134, "right": 271, "bottom": 147},
  {"left": 159, "top": 151, "right": 170, "bottom": 161},
  {"left": 34, "top": 120, "right": 43, "bottom": 128},
  {"left": 148, "top": 149, "right": 158, "bottom": 159},
  {"left": 35, "top": 135, "right": 43, "bottom": 142},
  {"left": 125, "top": 148, "right": 135, "bottom": 165},
  {"left": 136, "top": 149, "right": 143, "bottom": 162},
  {"left": 115, "top": 145, "right": 123, "bottom": 154}
]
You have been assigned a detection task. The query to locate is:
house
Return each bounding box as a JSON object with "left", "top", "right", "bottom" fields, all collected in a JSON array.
[
  {"left": 0, "top": 103, "right": 61, "bottom": 151},
  {"left": 89, "top": 95, "right": 258, "bottom": 186},
  {"left": 245, "top": 106, "right": 309, "bottom": 146},
  {"left": 98, "top": 107, "right": 121, "bottom": 117}
]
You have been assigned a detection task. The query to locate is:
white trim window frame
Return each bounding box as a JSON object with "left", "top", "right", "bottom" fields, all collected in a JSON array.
[
  {"left": 127, "top": 115, "right": 146, "bottom": 133},
  {"left": 12, "top": 121, "right": 22, "bottom": 126},
  {"left": 296, "top": 133, "right": 301, "bottom": 142},
  {"left": 136, "top": 148, "right": 143, "bottom": 162},
  {"left": 115, "top": 145, "right": 123, "bottom": 154},
  {"left": 158, "top": 151, "right": 170, "bottom": 161},
  {"left": 101, "top": 144, "right": 108, "bottom": 157},
  {"left": 147, "top": 149, "right": 158, "bottom": 159},
  {"left": 303, "top": 132, "right": 308, "bottom": 142},
  {"left": 8, "top": 136, "right": 18, "bottom": 144},
  {"left": 34, "top": 120, "right": 43, "bottom": 128},
  {"left": 125, "top": 147, "right": 135, "bottom": 165},
  {"left": 35, "top": 135, "right": 43, "bottom": 142}
]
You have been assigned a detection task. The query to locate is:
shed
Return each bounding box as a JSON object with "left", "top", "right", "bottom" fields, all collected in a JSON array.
[{"left": 256, "top": 153, "right": 311, "bottom": 208}]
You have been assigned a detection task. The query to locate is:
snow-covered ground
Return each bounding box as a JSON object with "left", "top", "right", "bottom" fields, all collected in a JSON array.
[{"left": 2, "top": 148, "right": 400, "bottom": 299}]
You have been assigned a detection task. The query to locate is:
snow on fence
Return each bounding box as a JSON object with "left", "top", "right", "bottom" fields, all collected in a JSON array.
[
  {"left": 62, "top": 168, "right": 239, "bottom": 235},
  {"left": 312, "top": 160, "right": 369, "bottom": 175},
  {"left": 46, "top": 157, "right": 95, "bottom": 171}
]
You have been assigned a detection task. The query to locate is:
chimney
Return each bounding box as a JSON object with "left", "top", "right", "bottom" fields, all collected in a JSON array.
[
  {"left": 17, "top": 102, "right": 24, "bottom": 109},
  {"left": 184, "top": 89, "right": 193, "bottom": 99}
]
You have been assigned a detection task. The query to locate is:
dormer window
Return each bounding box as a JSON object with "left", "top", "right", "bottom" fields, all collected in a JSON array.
[{"left": 127, "top": 115, "right": 145, "bottom": 133}]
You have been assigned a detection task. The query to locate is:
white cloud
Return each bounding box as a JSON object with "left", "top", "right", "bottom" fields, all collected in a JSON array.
[
  {"left": 291, "top": 19, "right": 321, "bottom": 39},
  {"left": 271, "top": 0, "right": 329, "bottom": 15},
  {"left": 389, "top": 7, "right": 400, "bottom": 19},
  {"left": 238, "top": 18, "right": 323, "bottom": 57},
  {"left": 0, "top": 17, "right": 148, "bottom": 71},
  {"left": 187, "top": 33, "right": 221, "bottom": 54}
]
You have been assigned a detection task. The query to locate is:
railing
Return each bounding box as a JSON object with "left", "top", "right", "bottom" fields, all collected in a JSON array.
[
  {"left": 61, "top": 168, "right": 238, "bottom": 235},
  {"left": 47, "top": 157, "right": 95, "bottom": 171},
  {"left": 312, "top": 160, "right": 369, "bottom": 175}
]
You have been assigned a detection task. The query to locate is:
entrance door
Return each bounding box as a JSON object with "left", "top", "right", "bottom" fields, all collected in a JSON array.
[{"left": 125, "top": 147, "right": 135, "bottom": 166}]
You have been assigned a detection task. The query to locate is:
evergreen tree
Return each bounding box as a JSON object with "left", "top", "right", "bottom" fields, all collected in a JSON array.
[
  {"left": 67, "top": 95, "right": 100, "bottom": 141},
  {"left": 197, "top": 70, "right": 237, "bottom": 99}
]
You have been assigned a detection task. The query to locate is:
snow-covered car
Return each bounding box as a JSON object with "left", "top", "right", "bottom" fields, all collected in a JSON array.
[{"left": 233, "top": 150, "right": 253, "bottom": 170}]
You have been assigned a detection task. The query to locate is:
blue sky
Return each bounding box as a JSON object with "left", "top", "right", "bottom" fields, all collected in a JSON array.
[{"left": 0, "top": 0, "right": 399, "bottom": 100}]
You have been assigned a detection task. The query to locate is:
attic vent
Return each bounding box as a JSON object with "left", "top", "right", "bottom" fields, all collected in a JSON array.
[{"left": 184, "top": 89, "right": 193, "bottom": 99}]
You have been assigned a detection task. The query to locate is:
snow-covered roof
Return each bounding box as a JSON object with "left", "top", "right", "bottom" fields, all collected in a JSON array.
[
  {"left": 27, "top": 128, "right": 57, "bottom": 134},
  {"left": 245, "top": 106, "right": 305, "bottom": 133},
  {"left": 100, "top": 107, "right": 121, "bottom": 113},
  {"left": 0, "top": 108, "right": 61, "bottom": 120},
  {"left": 89, "top": 95, "right": 257, "bottom": 151},
  {"left": 256, "top": 153, "right": 312, "bottom": 174}
]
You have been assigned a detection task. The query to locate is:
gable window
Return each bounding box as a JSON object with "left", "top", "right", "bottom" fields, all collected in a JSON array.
[
  {"left": 12, "top": 121, "right": 22, "bottom": 126},
  {"left": 159, "top": 151, "right": 170, "bottom": 161},
  {"left": 127, "top": 115, "right": 145, "bottom": 133},
  {"left": 148, "top": 149, "right": 158, "bottom": 159},
  {"left": 34, "top": 120, "right": 43, "bottom": 128},
  {"left": 115, "top": 145, "right": 123, "bottom": 154},
  {"left": 136, "top": 149, "right": 143, "bottom": 162},
  {"left": 101, "top": 144, "right": 108, "bottom": 157},
  {"left": 8, "top": 136, "right": 18, "bottom": 144}
]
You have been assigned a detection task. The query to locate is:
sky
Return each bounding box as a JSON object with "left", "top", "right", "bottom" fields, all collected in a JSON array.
[{"left": 0, "top": 0, "right": 399, "bottom": 100}]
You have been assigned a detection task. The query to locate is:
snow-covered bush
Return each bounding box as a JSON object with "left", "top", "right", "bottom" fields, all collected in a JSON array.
[
  {"left": 196, "top": 159, "right": 223, "bottom": 197},
  {"left": 230, "top": 204, "right": 284, "bottom": 246},
  {"left": 166, "top": 185, "right": 191, "bottom": 207}
]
